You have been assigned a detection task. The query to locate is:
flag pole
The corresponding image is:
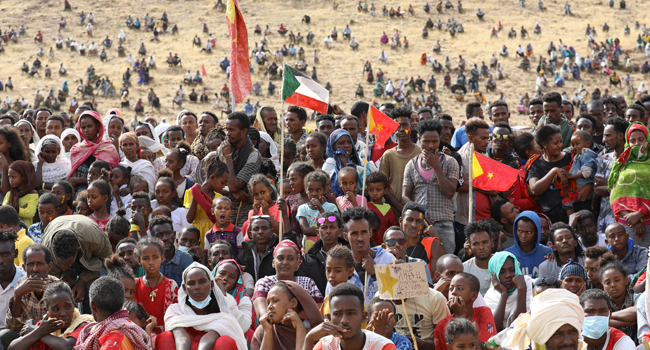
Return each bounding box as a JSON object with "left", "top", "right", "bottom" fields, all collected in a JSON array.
[
  {"left": 361, "top": 106, "right": 371, "bottom": 200},
  {"left": 279, "top": 83, "right": 285, "bottom": 241},
  {"left": 468, "top": 143, "right": 474, "bottom": 224}
]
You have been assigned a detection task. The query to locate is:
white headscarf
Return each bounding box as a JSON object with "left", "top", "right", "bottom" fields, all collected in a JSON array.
[
  {"left": 60, "top": 128, "right": 80, "bottom": 159},
  {"left": 176, "top": 109, "right": 190, "bottom": 125},
  {"left": 33, "top": 135, "right": 71, "bottom": 182},
  {"left": 259, "top": 131, "right": 280, "bottom": 172},
  {"left": 155, "top": 119, "right": 171, "bottom": 139},
  {"left": 506, "top": 289, "right": 585, "bottom": 350},
  {"left": 137, "top": 122, "right": 168, "bottom": 156},
  {"left": 164, "top": 262, "right": 248, "bottom": 350},
  {"left": 15, "top": 119, "right": 40, "bottom": 161}
]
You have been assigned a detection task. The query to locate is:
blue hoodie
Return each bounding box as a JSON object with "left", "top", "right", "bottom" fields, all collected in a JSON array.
[{"left": 505, "top": 211, "right": 553, "bottom": 278}]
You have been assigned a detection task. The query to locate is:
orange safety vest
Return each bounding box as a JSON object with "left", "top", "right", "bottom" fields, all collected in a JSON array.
[{"left": 421, "top": 236, "right": 440, "bottom": 276}]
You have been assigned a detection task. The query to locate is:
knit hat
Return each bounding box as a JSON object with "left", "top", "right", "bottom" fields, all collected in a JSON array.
[{"left": 559, "top": 259, "right": 587, "bottom": 281}]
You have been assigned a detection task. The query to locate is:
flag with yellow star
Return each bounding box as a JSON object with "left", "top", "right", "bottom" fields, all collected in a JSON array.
[
  {"left": 226, "top": 0, "right": 252, "bottom": 104},
  {"left": 368, "top": 105, "right": 399, "bottom": 146},
  {"left": 472, "top": 151, "right": 519, "bottom": 192}
]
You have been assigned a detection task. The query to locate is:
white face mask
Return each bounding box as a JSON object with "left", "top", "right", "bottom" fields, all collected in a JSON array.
[{"left": 178, "top": 245, "right": 189, "bottom": 252}]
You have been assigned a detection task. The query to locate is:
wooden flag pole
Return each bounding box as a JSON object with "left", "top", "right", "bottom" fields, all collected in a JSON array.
[
  {"left": 361, "top": 106, "right": 371, "bottom": 199},
  {"left": 392, "top": 259, "right": 418, "bottom": 350},
  {"left": 468, "top": 143, "right": 474, "bottom": 224},
  {"left": 278, "top": 93, "right": 284, "bottom": 241}
]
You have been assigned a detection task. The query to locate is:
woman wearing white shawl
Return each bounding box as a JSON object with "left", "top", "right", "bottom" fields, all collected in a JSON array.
[
  {"left": 160, "top": 262, "right": 248, "bottom": 350},
  {"left": 103, "top": 110, "right": 125, "bottom": 161},
  {"left": 484, "top": 251, "right": 533, "bottom": 330},
  {"left": 135, "top": 121, "right": 169, "bottom": 158},
  {"left": 259, "top": 131, "right": 280, "bottom": 172},
  {"left": 118, "top": 132, "right": 156, "bottom": 197},
  {"left": 155, "top": 118, "right": 171, "bottom": 140},
  {"left": 34, "top": 134, "right": 71, "bottom": 184},
  {"left": 15, "top": 119, "right": 40, "bottom": 162},
  {"left": 60, "top": 128, "right": 81, "bottom": 159}
]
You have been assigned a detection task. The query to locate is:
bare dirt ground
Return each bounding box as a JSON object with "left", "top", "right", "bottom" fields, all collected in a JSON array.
[{"left": 0, "top": 0, "right": 648, "bottom": 128}]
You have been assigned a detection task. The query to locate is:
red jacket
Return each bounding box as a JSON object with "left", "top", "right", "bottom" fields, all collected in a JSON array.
[{"left": 509, "top": 166, "right": 541, "bottom": 212}]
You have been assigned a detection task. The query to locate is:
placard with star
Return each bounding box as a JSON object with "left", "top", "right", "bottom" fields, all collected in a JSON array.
[{"left": 376, "top": 261, "right": 429, "bottom": 300}]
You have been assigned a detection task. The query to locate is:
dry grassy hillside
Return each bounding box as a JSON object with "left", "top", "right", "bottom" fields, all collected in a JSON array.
[{"left": 0, "top": 0, "right": 648, "bottom": 128}]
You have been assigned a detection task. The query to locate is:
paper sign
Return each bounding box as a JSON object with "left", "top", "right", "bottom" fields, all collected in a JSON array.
[{"left": 376, "top": 261, "right": 429, "bottom": 300}]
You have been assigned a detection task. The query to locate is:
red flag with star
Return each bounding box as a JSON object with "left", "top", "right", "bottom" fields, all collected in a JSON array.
[
  {"left": 226, "top": 0, "right": 252, "bottom": 104},
  {"left": 472, "top": 151, "right": 519, "bottom": 191},
  {"left": 367, "top": 105, "right": 398, "bottom": 146}
]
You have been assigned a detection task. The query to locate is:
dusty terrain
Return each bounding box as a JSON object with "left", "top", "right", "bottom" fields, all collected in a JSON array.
[{"left": 0, "top": 0, "right": 648, "bottom": 127}]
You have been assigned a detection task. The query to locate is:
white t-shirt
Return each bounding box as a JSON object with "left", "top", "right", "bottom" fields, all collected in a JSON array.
[
  {"left": 579, "top": 233, "right": 608, "bottom": 251},
  {"left": 463, "top": 257, "right": 492, "bottom": 296}
]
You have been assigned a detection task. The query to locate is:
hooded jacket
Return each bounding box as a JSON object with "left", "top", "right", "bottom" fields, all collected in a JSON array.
[{"left": 505, "top": 211, "right": 553, "bottom": 278}]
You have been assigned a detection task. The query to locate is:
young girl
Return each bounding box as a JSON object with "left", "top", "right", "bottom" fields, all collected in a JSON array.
[
  {"left": 241, "top": 174, "right": 290, "bottom": 239},
  {"left": 164, "top": 141, "right": 195, "bottom": 201},
  {"left": 129, "top": 174, "right": 149, "bottom": 195},
  {"left": 321, "top": 245, "right": 362, "bottom": 315},
  {"left": 336, "top": 165, "right": 368, "bottom": 210},
  {"left": 74, "top": 190, "right": 92, "bottom": 216},
  {"left": 86, "top": 169, "right": 112, "bottom": 230},
  {"left": 185, "top": 154, "right": 230, "bottom": 244},
  {"left": 105, "top": 253, "right": 136, "bottom": 301},
  {"left": 140, "top": 147, "right": 155, "bottom": 164},
  {"left": 28, "top": 193, "right": 58, "bottom": 243},
  {"left": 297, "top": 171, "right": 339, "bottom": 250},
  {"left": 153, "top": 169, "right": 190, "bottom": 233},
  {"left": 105, "top": 209, "right": 131, "bottom": 250},
  {"left": 286, "top": 163, "right": 314, "bottom": 240},
  {"left": 281, "top": 179, "right": 293, "bottom": 199},
  {"left": 86, "top": 160, "right": 117, "bottom": 215},
  {"left": 52, "top": 180, "right": 74, "bottom": 215},
  {"left": 34, "top": 135, "right": 71, "bottom": 189},
  {"left": 305, "top": 132, "right": 327, "bottom": 170},
  {"left": 110, "top": 165, "right": 132, "bottom": 212},
  {"left": 214, "top": 259, "right": 256, "bottom": 342},
  {"left": 445, "top": 318, "right": 479, "bottom": 350},
  {"left": 61, "top": 128, "right": 80, "bottom": 158},
  {"left": 282, "top": 138, "right": 297, "bottom": 176},
  {"left": 124, "top": 300, "right": 158, "bottom": 339},
  {"left": 133, "top": 237, "right": 178, "bottom": 334},
  {"left": 297, "top": 140, "right": 307, "bottom": 162},
  {"left": 2, "top": 160, "right": 38, "bottom": 226}
]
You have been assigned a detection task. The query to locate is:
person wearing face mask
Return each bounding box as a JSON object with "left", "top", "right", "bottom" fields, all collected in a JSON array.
[
  {"left": 156, "top": 262, "right": 249, "bottom": 350},
  {"left": 579, "top": 289, "right": 635, "bottom": 349}
]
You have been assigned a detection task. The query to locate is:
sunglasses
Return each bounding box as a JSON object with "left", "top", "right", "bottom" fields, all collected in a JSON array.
[
  {"left": 492, "top": 133, "right": 510, "bottom": 140},
  {"left": 317, "top": 216, "right": 337, "bottom": 224},
  {"left": 533, "top": 276, "right": 557, "bottom": 287},
  {"left": 251, "top": 215, "right": 270, "bottom": 220},
  {"left": 384, "top": 238, "right": 407, "bottom": 246}
]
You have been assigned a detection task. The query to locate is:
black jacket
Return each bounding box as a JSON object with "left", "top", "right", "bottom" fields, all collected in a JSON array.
[
  {"left": 236, "top": 231, "right": 299, "bottom": 282},
  {"left": 300, "top": 237, "right": 350, "bottom": 295}
]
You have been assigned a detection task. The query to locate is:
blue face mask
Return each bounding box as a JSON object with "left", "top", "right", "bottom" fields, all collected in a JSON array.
[
  {"left": 582, "top": 315, "right": 609, "bottom": 339},
  {"left": 178, "top": 245, "right": 189, "bottom": 252},
  {"left": 188, "top": 294, "right": 212, "bottom": 309}
]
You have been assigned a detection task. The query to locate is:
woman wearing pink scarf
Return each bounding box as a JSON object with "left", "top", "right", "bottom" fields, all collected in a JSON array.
[{"left": 67, "top": 110, "right": 119, "bottom": 188}]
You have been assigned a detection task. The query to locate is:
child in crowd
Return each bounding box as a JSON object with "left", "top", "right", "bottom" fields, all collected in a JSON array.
[
  {"left": 86, "top": 169, "right": 112, "bottom": 230},
  {"left": 241, "top": 174, "right": 290, "bottom": 238},
  {"left": 74, "top": 189, "right": 92, "bottom": 216},
  {"left": 129, "top": 174, "right": 149, "bottom": 195},
  {"left": 52, "top": 180, "right": 74, "bottom": 215},
  {"left": 366, "top": 171, "right": 396, "bottom": 245},
  {"left": 297, "top": 140, "right": 307, "bottom": 162},
  {"left": 151, "top": 205, "right": 172, "bottom": 219},
  {"left": 282, "top": 138, "right": 298, "bottom": 176},
  {"left": 564, "top": 130, "right": 598, "bottom": 215},
  {"left": 105, "top": 253, "right": 136, "bottom": 301},
  {"left": 110, "top": 164, "right": 132, "bottom": 211},
  {"left": 444, "top": 318, "right": 480, "bottom": 350},
  {"left": 133, "top": 237, "right": 178, "bottom": 334},
  {"left": 28, "top": 193, "right": 58, "bottom": 243},
  {"left": 140, "top": 147, "right": 155, "bottom": 163},
  {"left": 185, "top": 154, "right": 230, "bottom": 243},
  {"left": 153, "top": 169, "right": 189, "bottom": 233},
  {"left": 298, "top": 171, "right": 340, "bottom": 250},
  {"left": 322, "top": 245, "right": 362, "bottom": 316},
  {"left": 2, "top": 160, "right": 38, "bottom": 226},
  {"left": 434, "top": 273, "right": 497, "bottom": 349},
  {"left": 286, "top": 163, "right": 315, "bottom": 239},
  {"left": 367, "top": 297, "right": 413, "bottom": 350},
  {"left": 164, "top": 141, "right": 195, "bottom": 201},
  {"left": 124, "top": 300, "right": 158, "bottom": 338},
  {"left": 336, "top": 165, "right": 368, "bottom": 210},
  {"left": 281, "top": 179, "right": 293, "bottom": 198},
  {"left": 130, "top": 191, "right": 152, "bottom": 239},
  {"left": 209, "top": 239, "right": 255, "bottom": 295},
  {"left": 306, "top": 133, "right": 328, "bottom": 170},
  {"left": 205, "top": 196, "right": 240, "bottom": 256},
  {"left": 105, "top": 209, "right": 131, "bottom": 250},
  {"left": 205, "top": 127, "right": 225, "bottom": 152},
  {"left": 86, "top": 160, "right": 116, "bottom": 214},
  {"left": 214, "top": 259, "right": 256, "bottom": 341},
  {"left": 604, "top": 222, "right": 648, "bottom": 276}
]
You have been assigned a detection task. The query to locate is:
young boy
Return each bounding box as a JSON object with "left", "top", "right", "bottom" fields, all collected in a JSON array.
[
  {"left": 367, "top": 297, "right": 413, "bottom": 350},
  {"left": 209, "top": 239, "right": 255, "bottom": 296},
  {"left": 321, "top": 245, "right": 362, "bottom": 317},
  {"left": 366, "top": 171, "right": 397, "bottom": 245},
  {"left": 433, "top": 273, "right": 497, "bottom": 349},
  {"left": 129, "top": 191, "right": 152, "bottom": 239},
  {"left": 304, "top": 283, "right": 397, "bottom": 350},
  {"left": 605, "top": 222, "right": 648, "bottom": 276},
  {"left": 563, "top": 130, "right": 598, "bottom": 216},
  {"left": 204, "top": 196, "right": 241, "bottom": 257},
  {"left": 28, "top": 193, "right": 58, "bottom": 243},
  {"left": 178, "top": 225, "right": 206, "bottom": 265}
]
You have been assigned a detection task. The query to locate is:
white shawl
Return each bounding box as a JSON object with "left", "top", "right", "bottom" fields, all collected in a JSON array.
[
  {"left": 484, "top": 275, "right": 533, "bottom": 329},
  {"left": 120, "top": 158, "right": 156, "bottom": 197},
  {"left": 33, "top": 135, "right": 71, "bottom": 182},
  {"left": 259, "top": 131, "right": 280, "bottom": 172},
  {"left": 60, "top": 128, "right": 81, "bottom": 159},
  {"left": 164, "top": 262, "right": 248, "bottom": 350},
  {"left": 138, "top": 122, "right": 169, "bottom": 156},
  {"left": 16, "top": 120, "right": 40, "bottom": 162}
]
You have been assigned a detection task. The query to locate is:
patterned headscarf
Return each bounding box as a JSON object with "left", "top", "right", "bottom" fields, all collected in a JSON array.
[
  {"left": 273, "top": 239, "right": 302, "bottom": 269},
  {"left": 326, "top": 129, "right": 361, "bottom": 197}
]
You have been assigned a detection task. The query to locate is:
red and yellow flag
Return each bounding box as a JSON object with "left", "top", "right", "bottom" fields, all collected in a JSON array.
[
  {"left": 226, "top": 0, "right": 252, "bottom": 103},
  {"left": 367, "top": 105, "right": 398, "bottom": 146},
  {"left": 472, "top": 151, "right": 519, "bottom": 191}
]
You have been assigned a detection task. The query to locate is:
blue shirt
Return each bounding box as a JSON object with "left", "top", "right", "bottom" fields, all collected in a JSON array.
[
  {"left": 451, "top": 124, "right": 494, "bottom": 149},
  {"left": 391, "top": 331, "right": 414, "bottom": 350},
  {"left": 27, "top": 222, "right": 43, "bottom": 243},
  {"left": 160, "top": 247, "right": 193, "bottom": 286},
  {"left": 244, "top": 103, "right": 254, "bottom": 114}
]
